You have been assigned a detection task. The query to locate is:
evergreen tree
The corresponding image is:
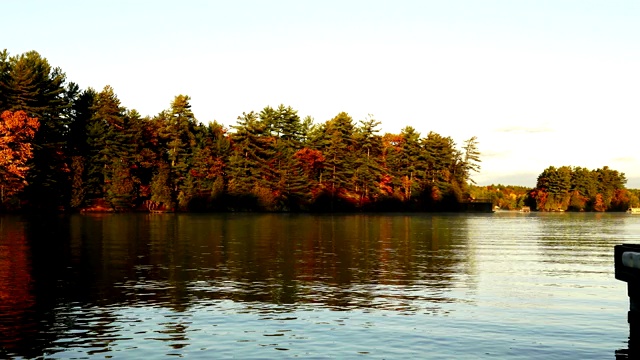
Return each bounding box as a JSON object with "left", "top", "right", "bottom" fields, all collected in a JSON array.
[
  {"left": 317, "top": 112, "right": 356, "bottom": 195},
  {"left": 164, "top": 95, "right": 197, "bottom": 169},
  {"left": 86, "top": 85, "right": 127, "bottom": 206},
  {"left": 193, "top": 121, "right": 231, "bottom": 208},
  {"left": 385, "top": 126, "right": 422, "bottom": 201},
  {"left": 150, "top": 162, "right": 174, "bottom": 210},
  {"left": 461, "top": 136, "right": 481, "bottom": 185},
  {"left": 66, "top": 85, "right": 95, "bottom": 209},
  {"left": 595, "top": 166, "right": 626, "bottom": 210},
  {"left": 353, "top": 116, "right": 384, "bottom": 205},
  {"left": 273, "top": 139, "right": 310, "bottom": 210},
  {"left": 0, "top": 49, "right": 11, "bottom": 110},
  {"left": 163, "top": 95, "right": 198, "bottom": 210},
  {"left": 106, "top": 158, "right": 135, "bottom": 210},
  {"left": 273, "top": 104, "right": 304, "bottom": 145},
  {"left": 300, "top": 115, "right": 315, "bottom": 145},
  {"left": 228, "top": 111, "right": 275, "bottom": 208},
  {"left": 260, "top": 105, "right": 309, "bottom": 209},
  {"left": 3, "top": 51, "right": 71, "bottom": 210},
  {"left": 421, "top": 132, "right": 460, "bottom": 204},
  {"left": 68, "top": 88, "right": 96, "bottom": 154}
]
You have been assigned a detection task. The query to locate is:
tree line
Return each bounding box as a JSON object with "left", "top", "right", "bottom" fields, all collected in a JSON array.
[
  {"left": 0, "top": 50, "right": 482, "bottom": 213},
  {"left": 468, "top": 184, "right": 531, "bottom": 210},
  {"left": 530, "top": 165, "right": 637, "bottom": 212},
  {"left": 470, "top": 166, "right": 638, "bottom": 212}
]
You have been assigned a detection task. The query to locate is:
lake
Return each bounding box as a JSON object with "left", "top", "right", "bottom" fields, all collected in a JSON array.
[{"left": 0, "top": 212, "right": 637, "bottom": 359}]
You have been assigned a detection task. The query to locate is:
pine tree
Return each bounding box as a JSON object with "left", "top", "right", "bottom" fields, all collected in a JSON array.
[
  {"left": 385, "top": 126, "right": 422, "bottom": 201},
  {"left": 67, "top": 88, "right": 96, "bottom": 209},
  {"left": 353, "top": 116, "right": 384, "bottom": 205},
  {"left": 422, "top": 132, "right": 458, "bottom": 203},
  {"left": 159, "top": 95, "right": 198, "bottom": 210},
  {"left": 306, "top": 112, "right": 357, "bottom": 209},
  {"left": 190, "top": 121, "right": 230, "bottom": 209},
  {"left": 273, "top": 140, "right": 310, "bottom": 210},
  {"left": 261, "top": 105, "right": 309, "bottom": 210},
  {"left": 150, "top": 162, "right": 174, "bottom": 211},
  {"left": 86, "top": 85, "right": 127, "bottom": 206},
  {"left": 0, "top": 49, "right": 11, "bottom": 110},
  {"left": 3, "top": 51, "right": 70, "bottom": 210},
  {"left": 106, "top": 158, "right": 135, "bottom": 210},
  {"left": 228, "top": 111, "right": 274, "bottom": 199},
  {"left": 461, "top": 136, "right": 481, "bottom": 185}
]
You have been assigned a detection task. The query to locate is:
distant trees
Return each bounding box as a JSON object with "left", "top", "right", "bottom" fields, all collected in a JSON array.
[
  {"left": 469, "top": 184, "right": 530, "bottom": 210},
  {"left": 0, "top": 47, "right": 535, "bottom": 213},
  {"left": 472, "top": 166, "right": 637, "bottom": 212},
  {"left": 4, "top": 48, "right": 639, "bottom": 213},
  {"left": 530, "top": 165, "right": 636, "bottom": 212}
]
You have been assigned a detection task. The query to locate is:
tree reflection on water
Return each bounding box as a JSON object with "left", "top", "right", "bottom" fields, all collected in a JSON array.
[{"left": 1, "top": 213, "right": 473, "bottom": 358}]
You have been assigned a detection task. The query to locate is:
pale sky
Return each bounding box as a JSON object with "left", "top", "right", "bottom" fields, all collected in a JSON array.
[{"left": 4, "top": 0, "right": 639, "bottom": 187}]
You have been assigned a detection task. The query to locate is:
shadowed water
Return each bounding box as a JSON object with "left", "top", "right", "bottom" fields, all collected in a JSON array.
[{"left": 0, "top": 212, "right": 636, "bottom": 358}]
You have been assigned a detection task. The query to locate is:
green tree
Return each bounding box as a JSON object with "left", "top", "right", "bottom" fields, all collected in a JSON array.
[
  {"left": 316, "top": 112, "right": 356, "bottom": 200},
  {"left": 67, "top": 88, "right": 96, "bottom": 209},
  {"left": 228, "top": 111, "right": 274, "bottom": 208},
  {"left": 3, "top": 51, "right": 71, "bottom": 210},
  {"left": 534, "top": 165, "right": 627, "bottom": 212},
  {"left": 0, "top": 49, "right": 10, "bottom": 109},
  {"left": 353, "top": 116, "right": 384, "bottom": 205},
  {"left": 150, "top": 162, "right": 174, "bottom": 210},
  {"left": 460, "top": 136, "right": 481, "bottom": 185},
  {"left": 106, "top": 158, "right": 135, "bottom": 210},
  {"left": 188, "top": 120, "right": 230, "bottom": 209},
  {"left": 571, "top": 166, "right": 597, "bottom": 210},
  {"left": 535, "top": 166, "right": 571, "bottom": 211},
  {"left": 85, "top": 85, "right": 128, "bottom": 206},
  {"left": 260, "top": 105, "right": 311, "bottom": 210},
  {"left": 163, "top": 95, "right": 198, "bottom": 209}
]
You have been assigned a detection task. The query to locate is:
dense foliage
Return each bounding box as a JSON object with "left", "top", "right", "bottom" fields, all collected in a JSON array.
[
  {"left": 0, "top": 50, "right": 483, "bottom": 212},
  {"left": 530, "top": 166, "right": 638, "bottom": 212},
  {"left": 471, "top": 166, "right": 639, "bottom": 212},
  {"left": 468, "top": 184, "right": 532, "bottom": 210}
]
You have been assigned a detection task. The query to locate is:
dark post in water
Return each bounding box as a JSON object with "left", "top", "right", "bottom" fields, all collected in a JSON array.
[{"left": 615, "top": 244, "right": 640, "bottom": 357}]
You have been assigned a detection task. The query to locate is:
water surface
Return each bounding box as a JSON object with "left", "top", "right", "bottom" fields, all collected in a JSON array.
[{"left": 0, "top": 212, "right": 636, "bottom": 358}]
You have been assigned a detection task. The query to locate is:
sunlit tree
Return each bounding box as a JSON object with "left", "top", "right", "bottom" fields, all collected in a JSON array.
[{"left": 0, "top": 110, "right": 39, "bottom": 207}]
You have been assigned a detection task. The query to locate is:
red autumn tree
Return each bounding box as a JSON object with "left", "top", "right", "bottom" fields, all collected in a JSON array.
[
  {"left": 294, "top": 147, "right": 324, "bottom": 178},
  {"left": 0, "top": 110, "right": 40, "bottom": 206}
]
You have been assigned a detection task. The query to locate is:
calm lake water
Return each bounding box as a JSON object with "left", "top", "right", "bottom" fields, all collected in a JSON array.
[{"left": 0, "top": 212, "right": 638, "bottom": 359}]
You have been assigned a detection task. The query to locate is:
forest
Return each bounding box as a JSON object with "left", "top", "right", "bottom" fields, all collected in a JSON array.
[
  {"left": 530, "top": 166, "right": 638, "bottom": 212},
  {"left": 0, "top": 50, "right": 483, "bottom": 213},
  {"left": 2, "top": 50, "right": 636, "bottom": 213},
  {"left": 468, "top": 165, "right": 640, "bottom": 212}
]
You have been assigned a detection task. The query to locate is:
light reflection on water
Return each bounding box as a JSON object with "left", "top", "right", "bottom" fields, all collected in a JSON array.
[{"left": 0, "top": 212, "right": 636, "bottom": 358}]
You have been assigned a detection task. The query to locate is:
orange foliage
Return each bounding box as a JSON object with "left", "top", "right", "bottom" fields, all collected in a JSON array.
[
  {"left": 593, "top": 193, "right": 606, "bottom": 212},
  {"left": 379, "top": 174, "right": 393, "bottom": 195},
  {"left": 611, "top": 189, "right": 630, "bottom": 211},
  {"left": 431, "top": 185, "right": 442, "bottom": 201},
  {"left": 382, "top": 133, "right": 403, "bottom": 147},
  {"left": 0, "top": 111, "right": 40, "bottom": 203},
  {"left": 294, "top": 148, "right": 325, "bottom": 176},
  {"left": 533, "top": 189, "right": 548, "bottom": 210}
]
